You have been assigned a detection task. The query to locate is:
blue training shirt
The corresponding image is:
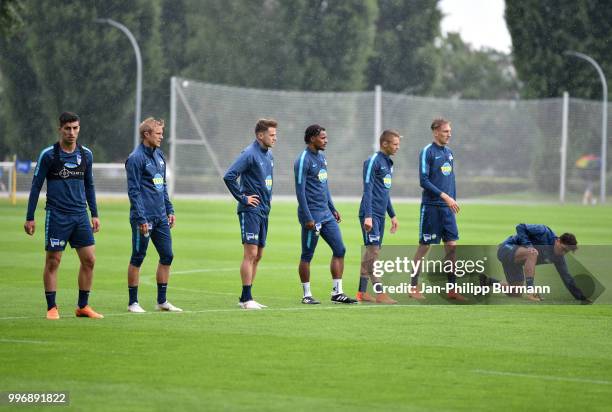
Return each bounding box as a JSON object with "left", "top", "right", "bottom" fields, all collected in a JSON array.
[
  {"left": 502, "top": 224, "right": 586, "bottom": 300},
  {"left": 125, "top": 143, "right": 174, "bottom": 225},
  {"left": 419, "top": 142, "right": 456, "bottom": 206},
  {"left": 359, "top": 151, "right": 396, "bottom": 219},
  {"left": 26, "top": 144, "right": 98, "bottom": 220},
  {"left": 294, "top": 147, "right": 337, "bottom": 224},
  {"left": 223, "top": 140, "right": 274, "bottom": 217}
]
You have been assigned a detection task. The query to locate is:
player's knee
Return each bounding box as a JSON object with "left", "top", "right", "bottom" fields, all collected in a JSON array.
[
  {"left": 46, "top": 254, "right": 61, "bottom": 270},
  {"left": 159, "top": 253, "right": 173, "bottom": 266},
  {"left": 130, "top": 253, "right": 145, "bottom": 267},
  {"left": 333, "top": 245, "right": 346, "bottom": 258},
  {"left": 301, "top": 250, "right": 314, "bottom": 263},
  {"left": 81, "top": 254, "right": 95, "bottom": 270}
]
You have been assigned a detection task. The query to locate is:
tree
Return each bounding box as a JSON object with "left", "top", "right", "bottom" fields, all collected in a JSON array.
[
  {"left": 506, "top": 0, "right": 612, "bottom": 100},
  {"left": 0, "top": 0, "right": 23, "bottom": 37},
  {"left": 366, "top": 0, "right": 441, "bottom": 93},
  {"left": 427, "top": 33, "right": 521, "bottom": 99},
  {"left": 0, "top": 0, "right": 165, "bottom": 161}
]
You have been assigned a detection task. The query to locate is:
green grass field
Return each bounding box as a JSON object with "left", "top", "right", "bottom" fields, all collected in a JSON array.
[{"left": 1, "top": 199, "right": 612, "bottom": 411}]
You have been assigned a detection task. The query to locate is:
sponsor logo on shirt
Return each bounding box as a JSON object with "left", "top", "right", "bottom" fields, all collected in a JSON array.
[
  {"left": 153, "top": 173, "right": 165, "bottom": 191},
  {"left": 318, "top": 169, "right": 328, "bottom": 183},
  {"left": 383, "top": 174, "right": 392, "bottom": 189},
  {"left": 441, "top": 162, "right": 452, "bottom": 176},
  {"left": 58, "top": 168, "right": 84, "bottom": 179},
  {"left": 265, "top": 175, "right": 273, "bottom": 191}
]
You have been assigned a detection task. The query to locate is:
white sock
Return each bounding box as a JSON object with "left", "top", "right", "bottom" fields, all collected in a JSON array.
[
  {"left": 302, "top": 282, "right": 312, "bottom": 298},
  {"left": 332, "top": 279, "right": 343, "bottom": 295}
]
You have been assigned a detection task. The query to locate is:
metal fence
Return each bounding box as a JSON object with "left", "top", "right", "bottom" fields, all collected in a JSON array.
[{"left": 169, "top": 77, "right": 611, "bottom": 202}]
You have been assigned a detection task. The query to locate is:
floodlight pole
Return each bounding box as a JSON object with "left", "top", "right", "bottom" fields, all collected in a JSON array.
[
  {"left": 95, "top": 18, "right": 142, "bottom": 150},
  {"left": 565, "top": 51, "right": 608, "bottom": 203}
]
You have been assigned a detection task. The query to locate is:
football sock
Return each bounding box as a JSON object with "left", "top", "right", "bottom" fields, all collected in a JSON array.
[
  {"left": 45, "top": 291, "right": 56, "bottom": 310},
  {"left": 358, "top": 276, "right": 368, "bottom": 293},
  {"left": 128, "top": 286, "right": 138, "bottom": 305},
  {"left": 157, "top": 283, "right": 168, "bottom": 304},
  {"left": 447, "top": 273, "right": 457, "bottom": 285},
  {"left": 526, "top": 277, "right": 534, "bottom": 288},
  {"left": 332, "top": 278, "right": 343, "bottom": 295},
  {"left": 77, "top": 290, "right": 90, "bottom": 309},
  {"left": 302, "top": 282, "right": 312, "bottom": 298},
  {"left": 240, "top": 285, "right": 253, "bottom": 302},
  {"left": 410, "top": 273, "right": 419, "bottom": 287}
]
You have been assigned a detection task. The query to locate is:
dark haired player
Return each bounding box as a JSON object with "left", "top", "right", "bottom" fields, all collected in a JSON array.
[
  {"left": 294, "top": 125, "right": 356, "bottom": 304},
  {"left": 495, "top": 224, "right": 591, "bottom": 303},
  {"left": 410, "top": 118, "right": 466, "bottom": 301},
  {"left": 224, "top": 119, "right": 277, "bottom": 310},
  {"left": 24, "top": 112, "right": 103, "bottom": 319},
  {"left": 357, "top": 129, "right": 401, "bottom": 304}
]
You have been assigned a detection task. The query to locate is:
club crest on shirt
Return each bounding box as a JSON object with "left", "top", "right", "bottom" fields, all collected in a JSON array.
[
  {"left": 152, "top": 173, "right": 165, "bottom": 191},
  {"left": 318, "top": 169, "right": 328, "bottom": 183},
  {"left": 384, "top": 174, "right": 392, "bottom": 189},
  {"left": 441, "top": 162, "right": 452, "bottom": 176},
  {"left": 265, "top": 175, "right": 273, "bottom": 191}
]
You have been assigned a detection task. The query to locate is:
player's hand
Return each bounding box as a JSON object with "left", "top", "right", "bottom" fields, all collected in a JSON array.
[
  {"left": 245, "top": 194, "right": 260, "bottom": 206},
  {"left": 390, "top": 216, "right": 399, "bottom": 234},
  {"left": 363, "top": 217, "right": 373, "bottom": 232},
  {"left": 91, "top": 217, "right": 100, "bottom": 233},
  {"left": 168, "top": 214, "right": 176, "bottom": 228},
  {"left": 441, "top": 193, "right": 460, "bottom": 214},
  {"left": 139, "top": 222, "right": 149, "bottom": 236},
  {"left": 332, "top": 210, "right": 341, "bottom": 223},
  {"left": 24, "top": 220, "right": 35, "bottom": 236},
  {"left": 305, "top": 220, "right": 315, "bottom": 230}
]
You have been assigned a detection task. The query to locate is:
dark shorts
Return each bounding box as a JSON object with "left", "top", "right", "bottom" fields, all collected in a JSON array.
[
  {"left": 497, "top": 243, "right": 524, "bottom": 283},
  {"left": 301, "top": 219, "right": 346, "bottom": 262},
  {"left": 45, "top": 209, "right": 94, "bottom": 251},
  {"left": 239, "top": 212, "right": 268, "bottom": 247},
  {"left": 419, "top": 204, "right": 459, "bottom": 244},
  {"left": 130, "top": 216, "right": 174, "bottom": 267},
  {"left": 360, "top": 215, "right": 385, "bottom": 246}
]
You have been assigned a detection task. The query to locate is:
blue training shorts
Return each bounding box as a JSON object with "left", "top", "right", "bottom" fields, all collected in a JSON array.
[
  {"left": 238, "top": 212, "right": 268, "bottom": 247},
  {"left": 130, "top": 216, "right": 174, "bottom": 267},
  {"left": 45, "top": 209, "right": 94, "bottom": 251},
  {"left": 359, "top": 215, "right": 385, "bottom": 246},
  {"left": 419, "top": 204, "right": 459, "bottom": 244},
  {"left": 497, "top": 243, "right": 524, "bottom": 283},
  {"left": 301, "top": 218, "right": 346, "bottom": 263}
]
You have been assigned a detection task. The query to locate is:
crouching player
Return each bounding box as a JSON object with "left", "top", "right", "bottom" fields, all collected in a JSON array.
[
  {"left": 495, "top": 224, "right": 591, "bottom": 303},
  {"left": 357, "top": 130, "right": 401, "bottom": 304},
  {"left": 125, "top": 118, "right": 181, "bottom": 313}
]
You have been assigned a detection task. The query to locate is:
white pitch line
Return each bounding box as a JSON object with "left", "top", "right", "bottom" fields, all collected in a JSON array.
[
  {"left": 0, "top": 303, "right": 446, "bottom": 321},
  {"left": 0, "top": 339, "right": 54, "bottom": 345},
  {"left": 472, "top": 369, "right": 612, "bottom": 386}
]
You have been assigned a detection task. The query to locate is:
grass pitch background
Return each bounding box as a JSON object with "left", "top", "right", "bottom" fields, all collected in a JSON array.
[{"left": 1, "top": 199, "right": 612, "bottom": 411}]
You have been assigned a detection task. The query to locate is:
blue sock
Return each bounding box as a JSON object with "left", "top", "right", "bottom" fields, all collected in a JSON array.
[
  {"left": 240, "top": 285, "right": 252, "bottom": 303},
  {"left": 358, "top": 277, "right": 368, "bottom": 293},
  {"left": 526, "top": 277, "right": 534, "bottom": 288},
  {"left": 129, "top": 286, "right": 138, "bottom": 305},
  {"left": 447, "top": 273, "right": 457, "bottom": 284},
  {"left": 45, "top": 291, "right": 56, "bottom": 310},
  {"left": 78, "top": 290, "right": 89, "bottom": 309},
  {"left": 157, "top": 283, "right": 168, "bottom": 304},
  {"left": 411, "top": 273, "right": 420, "bottom": 287}
]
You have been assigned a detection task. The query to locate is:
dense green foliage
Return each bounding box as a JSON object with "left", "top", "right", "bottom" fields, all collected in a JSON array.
[
  {"left": 0, "top": 0, "right": 524, "bottom": 162},
  {"left": 506, "top": 0, "right": 612, "bottom": 99}
]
